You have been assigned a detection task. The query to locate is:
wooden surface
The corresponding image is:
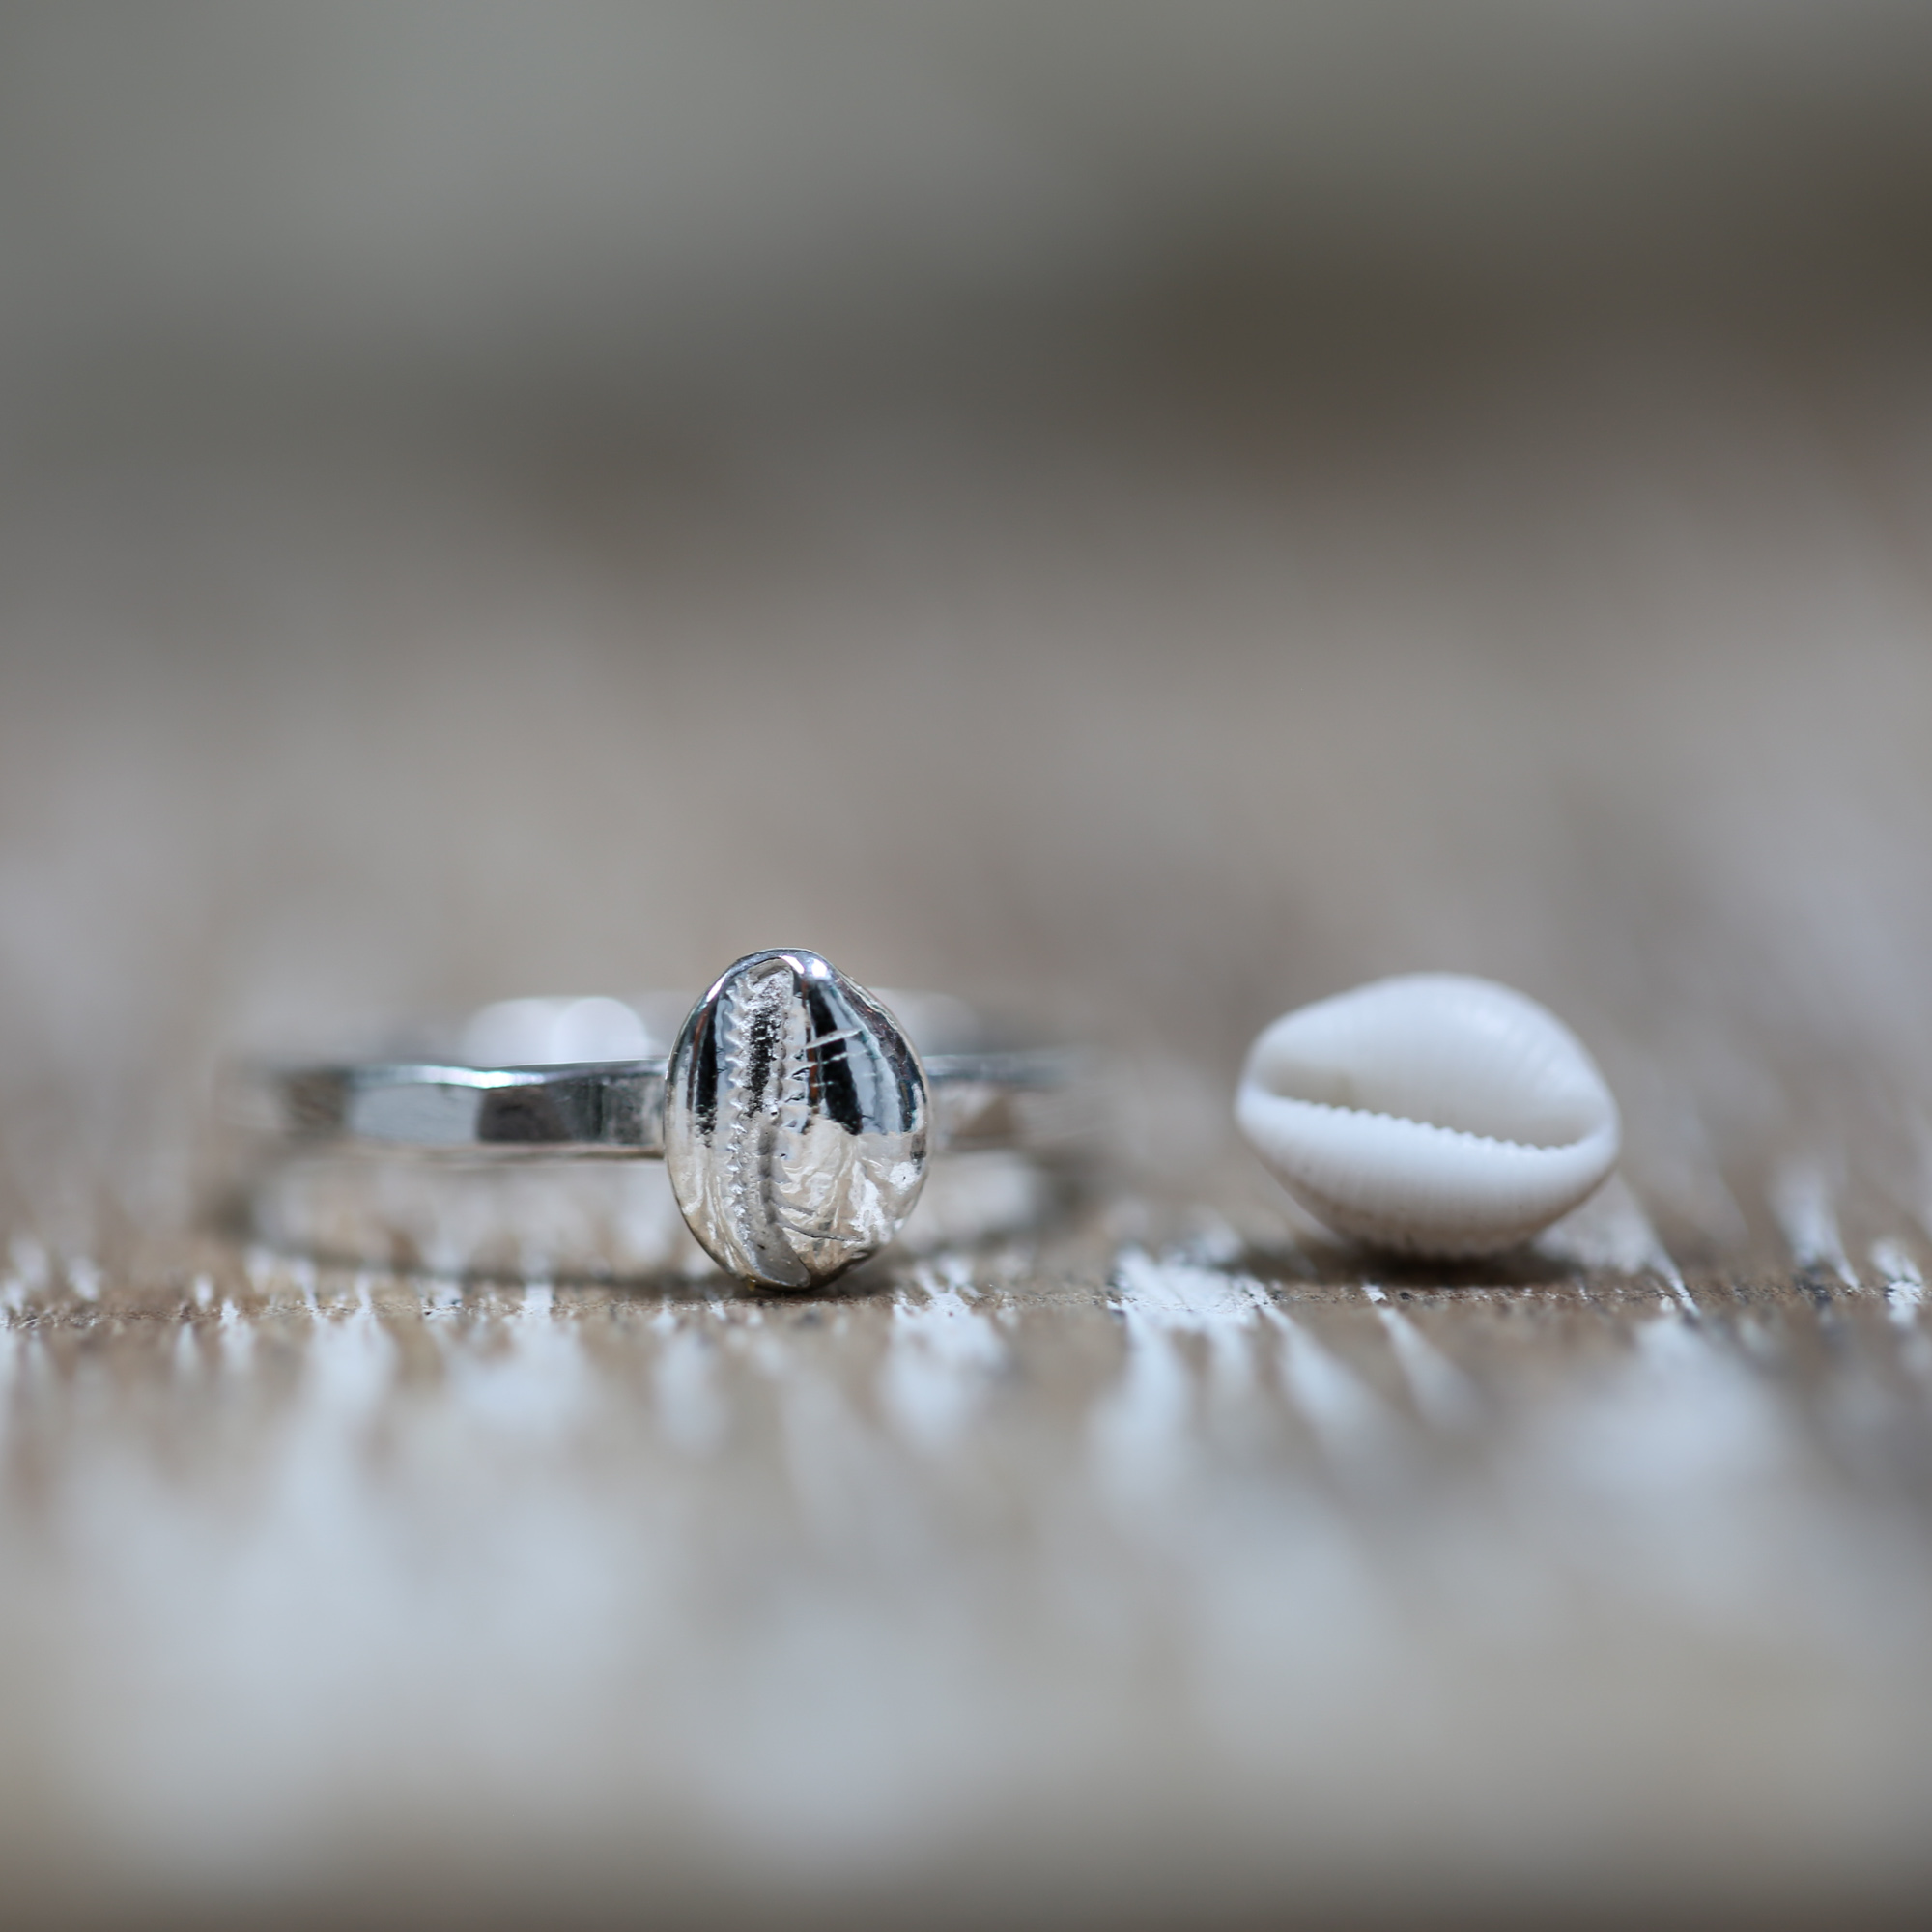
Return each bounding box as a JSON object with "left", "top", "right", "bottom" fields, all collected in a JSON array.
[{"left": 5, "top": 333, "right": 1932, "bottom": 1926}]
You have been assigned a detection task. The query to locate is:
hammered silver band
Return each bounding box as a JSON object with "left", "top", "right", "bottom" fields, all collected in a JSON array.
[
  {"left": 266, "top": 951, "right": 1090, "bottom": 1289},
  {"left": 279, "top": 1044, "right": 1079, "bottom": 1159}
]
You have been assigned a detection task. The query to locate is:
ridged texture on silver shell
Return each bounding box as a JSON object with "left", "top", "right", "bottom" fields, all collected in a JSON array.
[
  {"left": 1236, "top": 973, "right": 1621, "bottom": 1257},
  {"left": 665, "top": 951, "right": 928, "bottom": 1288}
]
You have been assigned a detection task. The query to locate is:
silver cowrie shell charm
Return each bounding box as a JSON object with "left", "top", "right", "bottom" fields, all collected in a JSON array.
[
  {"left": 1236, "top": 973, "right": 1621, "bottom": 1258},
  {"left": 666, "top": 950, "right": 929, "bottom": 1289}
]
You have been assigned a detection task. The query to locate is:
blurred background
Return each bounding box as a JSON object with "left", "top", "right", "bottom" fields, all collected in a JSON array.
[
  {"left": 7, "top": 4, "right": 1932, "bottom": 1925},
  {"left": 3, "top": 0, "right": 1932, "bottom": 1205}
]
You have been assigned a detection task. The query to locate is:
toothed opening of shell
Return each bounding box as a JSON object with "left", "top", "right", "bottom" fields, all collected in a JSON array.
[{"left": 1245, "top": 974, "right": 1616, "bottom": 1153}]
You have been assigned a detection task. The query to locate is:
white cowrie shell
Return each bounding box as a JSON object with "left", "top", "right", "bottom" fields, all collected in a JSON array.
[{"left": 1236, "top": 974, "right": 1620, "bottom": 1257}]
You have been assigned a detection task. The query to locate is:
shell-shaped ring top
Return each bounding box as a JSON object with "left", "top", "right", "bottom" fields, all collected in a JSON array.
[
  {"left": 664, "top": 950, "right": 929, "bottom": 1288},
  {"left": 1236, "top": 973, "right": 1621, "bottom": 1257}
]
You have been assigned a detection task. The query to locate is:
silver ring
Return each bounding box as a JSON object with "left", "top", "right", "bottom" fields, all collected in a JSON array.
[{"left": 265, "top": 949, "right": 1088, "bottom": 1289}]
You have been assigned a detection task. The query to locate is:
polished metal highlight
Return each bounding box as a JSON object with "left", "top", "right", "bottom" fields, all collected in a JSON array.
[
  {"left": 664, "top": 951, "right": 928, "bottom": 1288},
  {"left": 282, "top": 1059, "right": 669, "bottom": 1154}
]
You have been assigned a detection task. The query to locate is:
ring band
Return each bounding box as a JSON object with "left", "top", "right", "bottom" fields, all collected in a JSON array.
[
  {"left": 280, "top": 1046, "right": 1073, "bottom": 1158},
  {"left": 265, "top": 950, "right": 1089, "bottom": 1289}
]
